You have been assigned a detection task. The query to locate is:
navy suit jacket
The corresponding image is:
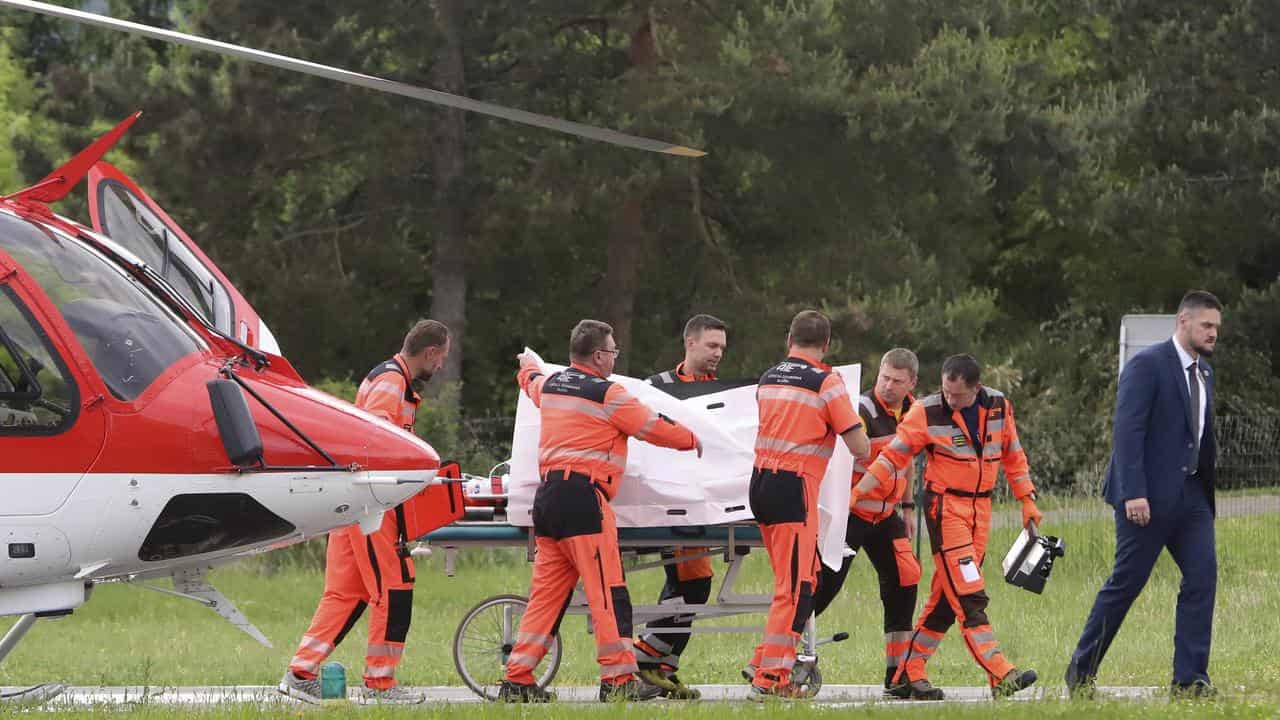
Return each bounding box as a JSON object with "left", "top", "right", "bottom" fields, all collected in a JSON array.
[{"left": 1103, "top": 339, "right": 1217, "bottom": 517}]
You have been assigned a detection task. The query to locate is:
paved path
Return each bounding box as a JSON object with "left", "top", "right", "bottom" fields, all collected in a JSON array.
[
  {"left": 989, "top": 493, "right": 1279, "bottom": 529},
  {"left": 2, "top": 683, "right": 1165, "bottom": 707}
]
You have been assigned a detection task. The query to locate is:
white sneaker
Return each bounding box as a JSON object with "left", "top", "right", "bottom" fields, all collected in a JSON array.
[
  {"left": 359, "top": 684, "right": 427, "bottom": 705},
  {"left": 278, "top": 671, "right": 322, "bottom": 704}
]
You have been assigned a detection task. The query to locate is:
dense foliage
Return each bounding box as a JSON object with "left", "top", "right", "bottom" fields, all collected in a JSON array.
[{"left": 2, "top": 0, "right": 1277, "bottom": 489}]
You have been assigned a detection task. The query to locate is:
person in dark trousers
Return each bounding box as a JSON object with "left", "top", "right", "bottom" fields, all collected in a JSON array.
[
  {"left": 1066, "top": 290, "right": 1222, "bottom": 699},
  {"left": 811, "top": 348, "right": 921, "bottom": 692},
  {"left": 634, "top": 314, "right": 728, "bottom": 700}
]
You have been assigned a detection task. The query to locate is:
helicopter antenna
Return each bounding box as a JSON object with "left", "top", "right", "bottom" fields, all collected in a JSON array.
[{"left": 0, "top": 0, "right": 706, "bottom": 157}]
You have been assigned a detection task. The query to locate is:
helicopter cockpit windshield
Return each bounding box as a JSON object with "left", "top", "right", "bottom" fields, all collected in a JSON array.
[{"left": 0, "top": 212, "right": 205, "bottom": 402}]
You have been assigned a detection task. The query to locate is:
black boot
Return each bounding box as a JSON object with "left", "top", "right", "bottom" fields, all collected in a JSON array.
[
  {"left": 599, "top": 677, "right": 663, "bottom": 702},
  {"left": 993, "top": 668, "right": 1038, "bottom": 699},
  {"left": 498, "top": 680, "right": 555, "bottom": 703}
]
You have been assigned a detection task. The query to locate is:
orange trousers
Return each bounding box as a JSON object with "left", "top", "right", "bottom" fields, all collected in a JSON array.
[
  {"left": 894, "top": 489, "right": 1015, "bottom": 688},
  {"left": 746, "top": 467, "right": 821, "bottom": 690},
  {"left": 289, "top": 510, "right": 415, "bottom": 689},
  {"left": 506, "top": 471, "right": 638, "bottom": 685}
]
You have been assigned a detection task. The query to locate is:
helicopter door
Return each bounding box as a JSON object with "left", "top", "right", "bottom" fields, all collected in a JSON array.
[
  {"left": 86, "top": 162, "right": 277, "bottom": 352},
  {"left": 0, "top": 262, "right": 107, "bottom": 516}
]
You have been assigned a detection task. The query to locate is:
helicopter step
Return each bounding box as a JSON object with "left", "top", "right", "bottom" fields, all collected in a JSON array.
[
  {"left": 138, "top": 568, "right": 272, "bottom": 648},
  {"left": 0, "top": 614, "right": 67, "bottom": 706}
]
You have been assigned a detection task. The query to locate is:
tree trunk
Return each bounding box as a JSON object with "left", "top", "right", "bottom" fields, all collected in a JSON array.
[
  {"left": 427, "top": 0, "right": 467, "bottom": 394},
  {"left": 604, "top": 196, "right": 645, "bottom": 375},
  {"left": 602, "top": 16, "right": 660, "bottom": 375}
]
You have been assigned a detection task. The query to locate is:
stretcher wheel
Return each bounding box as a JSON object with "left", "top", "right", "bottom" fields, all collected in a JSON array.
[
  {"left": 791, "top": 661, "right": 822, "bottom": 699},
  {"left": 453, "top": 594, "right": 562, "bottom": 701}
]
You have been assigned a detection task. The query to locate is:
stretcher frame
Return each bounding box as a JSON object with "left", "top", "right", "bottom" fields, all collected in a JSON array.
[{"left": 421, "top": 517, "right": 846, "bottom": 700}]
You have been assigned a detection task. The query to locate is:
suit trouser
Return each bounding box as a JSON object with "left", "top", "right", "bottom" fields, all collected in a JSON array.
[
  {"left": 894, "top": 490, "right": 1016, "bottom": 688},
  {"left": 289, "top": 511, "right": 415, "bottom": 689},
  {"left": 746, "top": 467, "right": 821, "bottom": 690},
  {"left": 813, "top": 512, "right": 921, "bottom": 686},
  {"left": 505, "top": 472, "right": 639, "bottom": 685},
  {"left": 636, "top": 548, "right": 714, "bottom": 670},
  {"left": 1068, "top": 476, "right": 1216, "bottom": 685}
]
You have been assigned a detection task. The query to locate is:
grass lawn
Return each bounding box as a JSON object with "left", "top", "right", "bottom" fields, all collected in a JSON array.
[{"left": 2, "top": 498, "right": 1278, "bottom": 717}]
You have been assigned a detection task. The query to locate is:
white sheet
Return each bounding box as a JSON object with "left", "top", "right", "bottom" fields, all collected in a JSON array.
[{"left": 508, "top": 349, "right": 860, "bottom": 570}]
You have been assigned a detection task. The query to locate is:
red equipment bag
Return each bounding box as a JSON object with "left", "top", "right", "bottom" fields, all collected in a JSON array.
[{"left": 400, "top": 460, "right": 465, "bottom": 540}]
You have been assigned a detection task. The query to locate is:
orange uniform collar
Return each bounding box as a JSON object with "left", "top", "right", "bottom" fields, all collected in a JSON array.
[
  {"left": 787, "top": 349, "right": 830, "bottom": 371},
  {"left": 674, "top": 361, "right": 716, "bottom": 382}
]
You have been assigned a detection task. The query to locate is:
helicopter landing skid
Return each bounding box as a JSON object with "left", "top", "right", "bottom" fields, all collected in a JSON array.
[{"left": 0, "top": 683, "right": 66, "bottom": 705}]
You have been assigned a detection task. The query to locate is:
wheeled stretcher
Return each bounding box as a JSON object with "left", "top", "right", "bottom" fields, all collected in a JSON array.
[{"left": 420, "top": 508, "right": 848, "bottom": 701}]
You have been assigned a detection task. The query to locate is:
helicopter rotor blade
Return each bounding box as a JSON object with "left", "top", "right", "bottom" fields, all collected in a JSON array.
[{"left": 0, "top": 0, "right": 705, "bottom": 157}]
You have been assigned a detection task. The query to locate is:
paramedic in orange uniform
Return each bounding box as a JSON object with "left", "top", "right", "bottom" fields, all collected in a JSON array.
[
  {"left": 868, "top": 354, "right": 1042, "bottom": 700},
  {"left": 280, "top": 320, "right": 451, "bottom": 705},
  {"left": 811, "top": 348, "right": 922, "bottom": 691},
  {"left": 746, "top": 310, "right": 870, "bottom": 701},
  {"left": 500, "top": 319, "right": 704, "bottom": 703},
  {"left": 634, "top": 313, "right": 728, "bottom": 699}
]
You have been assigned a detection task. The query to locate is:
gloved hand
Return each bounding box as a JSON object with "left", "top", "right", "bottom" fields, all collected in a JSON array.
[{"left": 1020, "top": 497, "right": 1043, "bottom": 528}]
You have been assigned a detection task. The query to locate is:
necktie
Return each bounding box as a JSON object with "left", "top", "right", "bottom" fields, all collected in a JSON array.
[{"left": 1188, "top": 361, "right": 1201, "bottom": 469}]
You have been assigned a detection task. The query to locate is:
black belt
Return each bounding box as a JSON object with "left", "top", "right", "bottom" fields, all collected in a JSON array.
[
  {"left": 935, "top": 487, "right": 993, "bottom": 498},
  {"left": 543, "top": 469, "right": 589, "bottom": 483}
]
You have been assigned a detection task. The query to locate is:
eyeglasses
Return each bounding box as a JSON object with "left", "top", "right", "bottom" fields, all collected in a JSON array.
[{"left": 595, "top": 347, "right": 621, "bottom": 357}]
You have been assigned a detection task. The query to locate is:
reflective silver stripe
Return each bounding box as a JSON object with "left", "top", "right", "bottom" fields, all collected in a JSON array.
[
  {"left": 540, "top": 394, "right": 609, "bottom": 420},
  {"left": 638, "top": 634, "right": 674, "bottom": 655},
  {"left": 885, "top": 631, "right": 914, "bottom": 644},
  {"left": 508, "top": 652, "right": 542, "bottom": 669},
  {"left": 540, "top": 447, "right": 614, "bottom": 464},
  {"left": 517, "top": 632, "right": 554, "bottom": 649},
  {"left": 1008, "top": 474, "right": 1031, "bottom": 488},
  {"left": 914, "top": 633, "right": 943, "bottom": 650},
  {"left": 755, "top": 436, "right": 833, "bottom": 459},
  {"left": 985, "top": 419, "right": 1005, "bottom": 433},
  {"left": 984, "top": 445, "right": 1003, "bottom": 457},
  {"left": 855, "top": 499, "right": 892, "bottom": 513},
  {"left": 760, "top": 655, "right": 796, "bottom": 670},
  {"left": 921, "top": 394, "right": 943, "bottom": 407},
  {"left": 366, "top": 644, "right": 403, "bottom": 658},
  {"left": 597, "top": 639, "right": 634, "bottom": 656},
  {"left": 600, "top": 661, "right": 639, "bottom": 676},
  {"left": 859, "top": 395, "right": 878, "bottom": 419},
  {"left": 762, "top": 633, "right": 794, "bottom": 647},
  {"left": 757, "top": 385, "right": 824, "bottom": 409},
  {"left": 888, "top": 437, "right": 912, "bottom": 454},
  {"left": 635, "top": 413, "right": 659, "bottom": 440},
  {"left": 935, "top": 445, "right": 977, "bottom": 459},
  {"left": 970, "top": 631, "right": 995, "bottom": 645},
  {"left": 927, "top": 425, "right": 958, "bottom": 438},
  {"left": 660, "top": 371, "right": 675, "bottom": 384},
  {"left": 363, "top": 665, "right": 397, "bottom": 678},
  {"left": 982, "top": 646, "right": 1003, "bottom": 660},
  {"left": 986, "top": 388, "right": 1005, "bottom": 398},
  {"left": 852, "top": 462, "right": 869, "bottom": 474},
  {"left": 874, "top": 455, "right": 897, "bottom": 474},
  {"left": 886, "top": 652, "right": 907, "bottom": 666},
  {"left": 818, "top": 383, "right": 848, "bottom": 404},
  {"left": 1007, "top": 439, "right": 1023, "bottom": 452},
  {"left": 299, "top": 635, "right": 333, "bottom": 654},
  {"left": 289, "top": 657, "right": 320, "bottom": 673}
]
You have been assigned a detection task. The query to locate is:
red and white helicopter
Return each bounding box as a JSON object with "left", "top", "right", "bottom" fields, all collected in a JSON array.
[{"left": 0, "top": 0, "right": 702, "bottom": 704}]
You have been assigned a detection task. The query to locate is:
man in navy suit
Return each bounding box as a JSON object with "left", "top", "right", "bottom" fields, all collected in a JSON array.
[{"left": 1066, "top": 290, "right": 1222, "bottom": 697}]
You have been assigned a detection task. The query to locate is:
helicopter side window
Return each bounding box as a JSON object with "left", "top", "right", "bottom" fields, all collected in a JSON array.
[
  {"left": 0, "top": 213, "right": 203, "bottom": 403},
  {"left": 0, "top": 287, "right": 77, "bottom": 434}
]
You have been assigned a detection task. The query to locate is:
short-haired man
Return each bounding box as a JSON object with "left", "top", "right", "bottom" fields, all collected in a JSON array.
[
  {"left": 811, "top": 348, "right": 922, "bottom": 691},
  {"left": 867, "top": 354, "right": 1041, "bottom": 700},
  {"left": 280, "top": 319, "right": 451, "bottom": 705},
  {"left": 746, "top": 310, "right": 871, "bottom": 701},
  {"left": 634, "top": 314, "right": 728, "bottom": 699},
  {"left": 501, "top": 320, "right": 703, "bottom": 703},
  {"left": 1067, "top": 291, "right": 1222, "bottom": 698}
]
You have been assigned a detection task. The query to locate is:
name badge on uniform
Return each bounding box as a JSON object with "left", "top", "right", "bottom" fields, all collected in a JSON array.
[
  {"left": 952, "top": 433, "right": 968, "bottom": 447},
  {"left": 959, "top": 557, "right": 981, "bottom": 583}
]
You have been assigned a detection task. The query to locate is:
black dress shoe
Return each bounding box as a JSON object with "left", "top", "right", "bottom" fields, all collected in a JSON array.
[{"left": 1171, "top": 679, "right": 1218, "bottom": 699}]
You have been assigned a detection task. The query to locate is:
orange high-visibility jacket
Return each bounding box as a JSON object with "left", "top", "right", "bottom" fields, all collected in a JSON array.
[
  {"left": 753, "top": 351, "right": 862, "bottom": 481},
  {"left": 850, "top": 390, "right": 914, "bottom": 518},
  {"left": 866, "top": 387, "right": 1035, "bottom": 500},
  {"left": 519, "top": 362, "right": 697, "bottom": 499},
  {"left": 356, "top": 353, "right": 421, "bottom": 431}
]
